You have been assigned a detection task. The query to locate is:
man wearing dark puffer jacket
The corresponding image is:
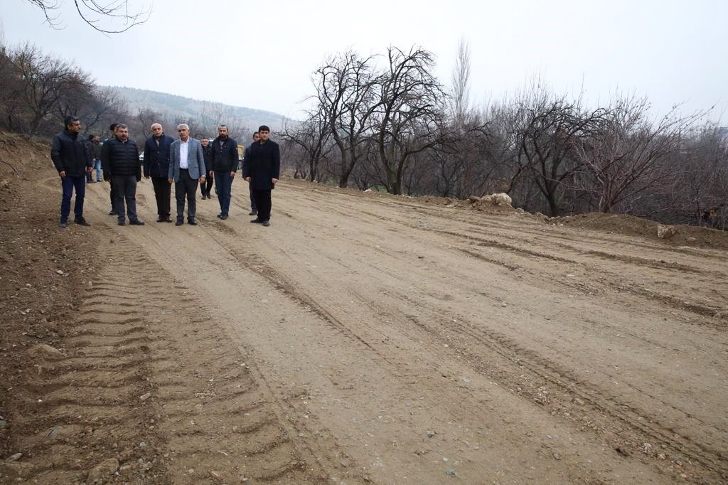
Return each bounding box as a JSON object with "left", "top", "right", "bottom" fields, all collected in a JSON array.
[
  {"left": 101, "top": 123, "right": 144, "bottom": 226},
  {"left": 51, "top": 116, "right": 93, "bottom": 228}
]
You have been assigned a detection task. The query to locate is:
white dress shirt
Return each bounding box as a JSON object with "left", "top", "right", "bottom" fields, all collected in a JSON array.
[{"left": 180, "top": 139, "right": 189, "bottom": 169}]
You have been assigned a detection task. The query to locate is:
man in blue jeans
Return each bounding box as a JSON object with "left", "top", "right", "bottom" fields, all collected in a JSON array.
[
  {"left": 209, "top": 124, "right": 238, "bottom": 220},
  {"left": 51, "top": 116, "right": 93, "bottom": 228},
  {"left": 89, "top": 135, "right": 103, "bottom": 182}
]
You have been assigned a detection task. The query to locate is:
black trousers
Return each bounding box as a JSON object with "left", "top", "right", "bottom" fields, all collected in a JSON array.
[
  {"left": 175, "top": 169, "right": 198, "bottom": 220},
  {"left": 109, "top": 177, "right": 116, "bottom": 213},
  {"left": 111, "top": 175, "right": 138, "bottom": 223},
  {"left": 151, "top": 176, "right": 171, "bottom": 217},
  {"left": 248, "top": 181, "right": 257, "bottom": 211},
  {"left": 199, "top": 175, "right": 213, "bottom": 197},
  {"left": 252, "top": 189, "right": 272, "bottom": 221}
]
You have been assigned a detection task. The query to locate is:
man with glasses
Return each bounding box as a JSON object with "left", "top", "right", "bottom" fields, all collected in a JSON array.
[
  {"left": 209, "top": 124, "right": 238, "bottom": 220},
  {"left": 51, "top": 116, "right": 93, "bottom": 228},
  {"left": 168, "top": 124, "right": 206, "bottom": 225},
  {"left": 143, "top": 123, "right": 175, "bottom": 222}
]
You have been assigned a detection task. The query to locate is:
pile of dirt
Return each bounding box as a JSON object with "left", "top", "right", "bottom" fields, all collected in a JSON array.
[
  {"left": 554, "top": 212, "right": 728, "bottom": 250},
  {"left": 415, "top": 193, "right": 517, "bottom": 215}
]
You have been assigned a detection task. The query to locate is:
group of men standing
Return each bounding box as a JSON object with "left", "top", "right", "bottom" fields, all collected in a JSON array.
[{"left": 51, "top": 116, "right": 281, "bottom": 228}]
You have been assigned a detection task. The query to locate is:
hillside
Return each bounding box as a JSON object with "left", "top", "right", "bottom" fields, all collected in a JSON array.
[{"left": 105, "top": 86, "right": 288, "bottom": 131}]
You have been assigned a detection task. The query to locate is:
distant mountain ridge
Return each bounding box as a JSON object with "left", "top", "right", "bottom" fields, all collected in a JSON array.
[{"left": 105, "top": 86, "right": 287, "bottom": 131}]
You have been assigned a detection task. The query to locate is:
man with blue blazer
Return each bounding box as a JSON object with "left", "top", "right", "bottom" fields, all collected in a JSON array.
[{"left": 168, "top": 124, "right": 206, "bottom": 226}]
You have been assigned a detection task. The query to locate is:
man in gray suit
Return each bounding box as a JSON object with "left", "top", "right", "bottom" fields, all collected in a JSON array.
[{"left": 168, "top": 124, "right": 206, "bottom": 225}]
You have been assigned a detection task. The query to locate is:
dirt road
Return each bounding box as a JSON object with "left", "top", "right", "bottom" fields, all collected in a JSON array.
[{"left": 4, "top": 166, "right": 728, "bottom": 483}]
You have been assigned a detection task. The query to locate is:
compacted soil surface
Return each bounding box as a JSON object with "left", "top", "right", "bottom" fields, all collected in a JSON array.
[{"left": 1, "top": 132, "right": 726, "bottom": 484}]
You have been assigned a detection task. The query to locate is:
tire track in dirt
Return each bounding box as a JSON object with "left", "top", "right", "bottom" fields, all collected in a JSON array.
[
  {"left": 208, "top": 219, "right": 397, "bottom": 367},
  {"left": 4, "top": 223, "right": 336, "bottom": 483},
  {"left": 298, "top": 245, "right": 728, "bottom": 483},
  {"left": 265, "top": 184, "right": 728, "bottom": 482},
  {"left": 309, "top": 197, "right": 727, "bottom": 322},
  {"left": 287, "top": 182, "right": 727, "bottom": 262},
  {"left": 371, "top": 288, "right": 728, "bottom": 482},
  {"left": 293, "top": 229, "right": 728, "bottom": 483},
  {"left": 286, "top": 183, "right": 727, "bottom": 281}
]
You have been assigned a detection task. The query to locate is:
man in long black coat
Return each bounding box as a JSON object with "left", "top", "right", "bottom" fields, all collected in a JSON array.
[
  {"left": 243, "top": 125, "right": 279, "bottom": 227},
  {"left": 143, "top": 123, "right": 174, "bottom": 222}
]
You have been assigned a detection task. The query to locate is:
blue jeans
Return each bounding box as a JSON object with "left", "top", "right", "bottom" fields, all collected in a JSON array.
[
  {"left": 93, "top": 159, "right": 103, "bottom": 181},
  {"left": 60, "top": 175, "right": 86, "bottom": 223},
  {"left": 214, "top": 172, "right": 233, "bottom": 216}
]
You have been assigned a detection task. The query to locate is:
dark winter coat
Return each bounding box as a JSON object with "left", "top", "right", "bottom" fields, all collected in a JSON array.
[
  {"left": 243, "top": 140, "right": 280, "bottom": 191},
  {"left": 209, "top": 136, "right": 239, "bottom": 173},
  {"left": 101, "top": 137, "right": 141, "bottom": 180},
  {"left": 89, "top": 140, "right": 102, "bottom": 160},
  {"left": 242, "top": 143, "right": 253, "bottom": 173},
  {"left": 51, "top": 130, "right": 91, "bottom": 177},
  {"left": 202, "top": 143, "right": 212, "bottom": 172},
  {"left": 143, "top": 134, "right": 174, "bottom": 178}
]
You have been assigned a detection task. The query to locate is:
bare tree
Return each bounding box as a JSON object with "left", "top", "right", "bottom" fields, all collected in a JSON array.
[
  {"left": 574, "top": 96, "right": 703, "bottom": 213},
  {"left": 665, "top": 123, "right": 728, "bottom": 224},
  {"left": 313, "top": 51, "right": 379, "bottom": 188},
  {"left": 26, "top": 0, "right": 150, "bottom": 33},
  {"left": 507, "top": 83, "right": 605, "bottom": 216},
  {"left": 55, "top": 68, "right": 94, "bottom": 118},
  {"left": 451, "top": 38, "right": 471, "bottom": 127},
  {"left": 0, "top": 44, "right": 27, "bottom": 132},
  {"left": 373, "top": 46, "right": 446, "bottom": 195},
  {"left": 136, "top": 107, "right": 162, "bottom": 137},
  {"left": 7, "top": 43, "right": 85, "bottom": 135},
  {"left": 80, "top": 86, "right": 125, "bottom": 133},
  {"left": 281, "top": 107, "right": 332, "bottom": 182}
]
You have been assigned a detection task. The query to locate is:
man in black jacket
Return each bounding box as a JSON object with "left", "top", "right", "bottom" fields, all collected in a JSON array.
[
  {"left": 209, "top": 125, "right": 238, "bottom": 220},
  {"left": 242, "top": 131, "right": 260, "bottom": 215},
  {"left": 244, "top": 125, "right": 280, "bottom": 227},
  {"left": 101, "top": 124, "right": 144, "bottom": 226},
  {"left": 143, "top": 123, "right": 174, "bottom": 222},
  {"left": 199, "top": 137, "right": 214, "bottom": 199},
  {"left": 51, "top": 116, "right": 93, "bottom": 228}
]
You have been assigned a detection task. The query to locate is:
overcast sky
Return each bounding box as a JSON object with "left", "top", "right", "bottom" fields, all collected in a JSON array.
[{"left": 2, "top": 0, "right": 726, "bottom": 123}]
